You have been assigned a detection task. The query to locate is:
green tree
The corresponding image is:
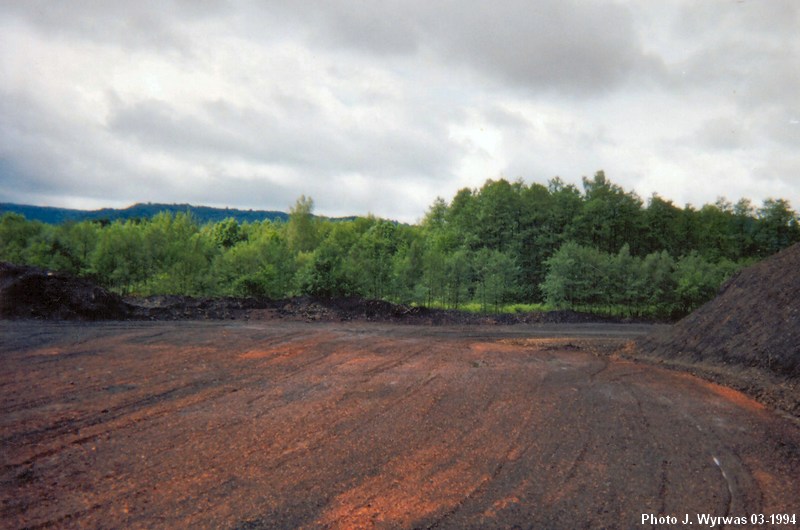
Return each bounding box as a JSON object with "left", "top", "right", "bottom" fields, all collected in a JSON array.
[
  {"left": 421, "top": 241, "right": 447, "bottom": 306},
  {"left": 474, "top": 248, "right": 518, "bottom": 312},
  {"left": 348, "top": 219, "right": 397, "bottom": 299},
  {"left": 211, "top": 217, "right": 245, "bottom": 249},
  {"left": 66, "top": 221, "right": 99, "bottom": 273},
  {"left": 475, "top": 179, "right": 523, "bottom": 253},
  {"left": 91, "top": 220, "right": 146, "bottom": 293},
  {"left": 541, "top": 242, "right": 608, "bottom": 309},
  {"left": 296, "top": 220, "right": 359, "bottom": 297},
  {"left": 139, "top": 212, "right": 214, "bottom": 294},
  {"left": 755, "top": 198, "right": 800, "bottom": 256},
  {"left": 731, "top": 198, "right": 758, "bottom": 259},
  {"left": 642, "top": 194, "right": 681, "bottom": 255},
  {"left": 608, "top": 244, "right": 634, "bottom": 311},
  {"left": 673, "top": 252, "right": 738, "bottom": 314},
  {"left": 446, "top": 188, "right": 480, "bottom": 250},
  {"left": 641, "top": 250, "right": 677, "bottom": 318},
  {"left": 444, "top": 248, "right": 471, "bottom": 309},
  {"left": 569, "top": 171, "right": 644, "bottom": 255},
  {"left": 0, "top": 213, "right": 43, "bottom": 265},
  {"left": 695, "top": 199, "right": 736, "bottom": 260},
  {"left": 287, "top": 195, "right": 319, "bottom": 254},
  {"left": 388, "top": 227, "right": 425, "bottom": 303}
]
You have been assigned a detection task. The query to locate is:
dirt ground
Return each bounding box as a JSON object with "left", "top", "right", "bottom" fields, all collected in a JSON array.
[{"left": 2, "top": 320, "right": 799, "bottom": 529}]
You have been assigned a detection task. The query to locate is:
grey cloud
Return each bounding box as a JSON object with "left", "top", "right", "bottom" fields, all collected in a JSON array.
[
  {"left": 269, "top": 0, "right": 665, "bottom": 96},
  {"left": 107, "top": 95, "right": 460, "bottom": 180},
  {"left": 676, "top": 0, "right": 799, "bottom": 40},
  {"left": 433, "top": 0, "right": 663, "bottom": 95},
  {"left": 752, "top": 109, "right": 800, "bottom": 150},
  {"left": 753, "top": 155, "right": 800, "bottom": 194},
  {"left": 678, "top": 41, "right": 800, "bottom": 112},
  {"left": 670, "top": 2, "right": 800, "bottom": 107},
  {"left": 1, "top": 90, "right": 187, "bottom": 205},
  {"left": 261, "top": 0, "right": 422, "bottom": 55},
  {"left": 482, "top": 105, "right": 532, "bottom": 132},
  {"left": 693, "top": 117, "right": 750, "bottom": 151},
  {"left": 107, "top": 98, "right": 273, "bottom": 163},
  {"left": 0, "top": 0, "right": 230, "bottom": 52},
  {"left": 2, "top": 1, "right": 799, "bottom": 220},
  {"left": 308, "top": 2, "right": 421, "bottom": 55}
]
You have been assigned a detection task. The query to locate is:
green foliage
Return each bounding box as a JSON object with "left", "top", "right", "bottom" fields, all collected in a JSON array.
[
  {"left": 570, "top": 171, "right": 644, "bottom": 254},
  {"left": 3, "top": 175, "right": 799, "bottom": 320},
  {"left": 474, "top": 248, "right": 518, "bottom": 312},
  {"left": 1, "top": 213, "right": 43, "bottom": 265},
  {"left": 287, "top": 195, "right": 319, "bottom": 254},
  {"left": 673, "top": 252, "right": 739, "bottom": 315},
  {"left": 212, "top": 220, "right": 294, "bottom": 297},
  {"left": 91, "top": 220, "right": 146, "bottom": 293},
  {"left": 542, "top": 242, "right": 743, "bottom": 317},
  {"left": 210, "top": 217, "right": 245, "bottom": 249},
  {"left": 347, "top": 218, "right": 397, "bottom": 299}
]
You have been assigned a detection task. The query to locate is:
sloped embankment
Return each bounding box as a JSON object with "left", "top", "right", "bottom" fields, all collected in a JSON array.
[{"left": 637, "top": 243, "right": 800, "bottom": 415}]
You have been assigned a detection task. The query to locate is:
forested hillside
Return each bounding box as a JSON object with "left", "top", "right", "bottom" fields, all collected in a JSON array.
[
  {"left": 2, "top": 172, "right": 798, "bottom": 319},
  {"left": 0, "top": 202, "right": 289, "bottom": 225}
]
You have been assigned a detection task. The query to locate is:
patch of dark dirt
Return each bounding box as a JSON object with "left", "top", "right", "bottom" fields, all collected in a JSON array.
[{"left": 636, "top": 243, "right": 800, "bottom": 417}]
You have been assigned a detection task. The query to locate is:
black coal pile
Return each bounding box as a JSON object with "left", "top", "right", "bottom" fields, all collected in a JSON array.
[
  {"left": 638, "top": 243, "right": 800, "bottom": 379},
  {"left": 0, "top": 262, "right": 130, "bottom": 320},
  {"left": 127, "top": 295, "right": 278, "bottom": 320}
]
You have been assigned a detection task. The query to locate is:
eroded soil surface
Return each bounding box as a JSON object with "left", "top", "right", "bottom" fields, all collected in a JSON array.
[{"left": 2, "top": 321, "right": 799, "bottom": 529}]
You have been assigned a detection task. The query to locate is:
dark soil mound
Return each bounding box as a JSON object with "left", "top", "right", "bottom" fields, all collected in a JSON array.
[
  {"left": 268, "top": 297, "right": 626, "bottom": 325},
  {"left": 127, "top": 295, "right": 275, "bottom": 320},
  {"left": 0, "top": 262, "right": 130, "bottom": 320},
  {"left": 638, "top": 244, "right": 800, "bottom": 379},
  {"left": 1, "top": 262, "right": 634, "bottom": 325}
]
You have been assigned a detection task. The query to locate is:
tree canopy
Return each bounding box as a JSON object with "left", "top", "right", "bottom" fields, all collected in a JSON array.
[{"left": 3, "top": 172, "right": 798, "bottom": 318}]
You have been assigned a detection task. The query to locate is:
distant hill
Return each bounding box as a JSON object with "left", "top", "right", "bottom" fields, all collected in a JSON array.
[{"left": 0, "top": 202, "right": 291, "bottom": 225}]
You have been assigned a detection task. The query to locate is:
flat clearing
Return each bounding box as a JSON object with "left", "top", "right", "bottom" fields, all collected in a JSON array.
[{"left": 2, "top": 321, "right": 798, "bottom": 529}]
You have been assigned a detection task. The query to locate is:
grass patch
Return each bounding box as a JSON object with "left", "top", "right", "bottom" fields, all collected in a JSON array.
[{"left": 419, "top": 301, "right": 552, "bottom": 314}]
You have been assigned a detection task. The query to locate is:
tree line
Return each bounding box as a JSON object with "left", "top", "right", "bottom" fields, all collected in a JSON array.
[{"left": 2, "top": 172, "right": 798, "bottom": 319}]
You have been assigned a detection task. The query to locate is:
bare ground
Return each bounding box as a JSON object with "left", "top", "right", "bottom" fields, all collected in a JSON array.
[{"left": 1, "top": 320, "right": 799, "bottom": 529}]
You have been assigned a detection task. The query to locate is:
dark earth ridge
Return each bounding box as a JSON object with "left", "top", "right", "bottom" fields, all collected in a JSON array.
[{"left": 0, "top": 261, "right": 635, "bottom": 325}]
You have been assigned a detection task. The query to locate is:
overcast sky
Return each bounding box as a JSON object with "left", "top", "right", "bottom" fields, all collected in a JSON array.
[{"left": 1, "top": 1, "right": 798, "bottom": 222}]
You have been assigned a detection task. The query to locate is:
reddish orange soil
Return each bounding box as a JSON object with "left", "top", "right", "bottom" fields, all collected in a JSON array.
[{"left": 2, "top": 321, "right": 799, "bottom": 529}]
